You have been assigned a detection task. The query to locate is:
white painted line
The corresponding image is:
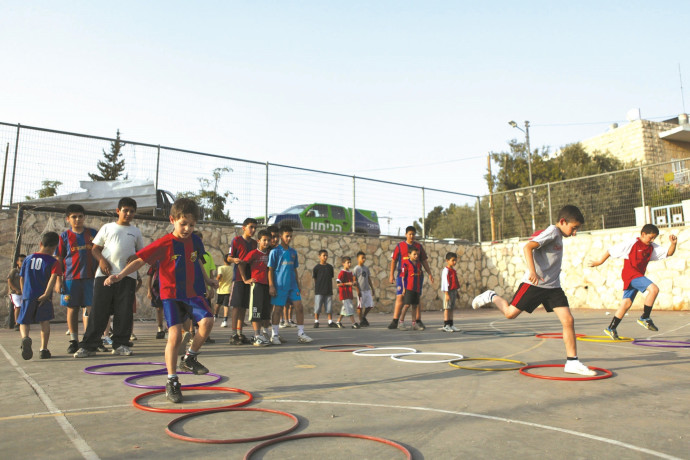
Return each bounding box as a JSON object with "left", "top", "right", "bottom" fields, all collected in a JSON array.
[
  {"left": 0, "top": 343, "right": 100, "bottom": 460},
  {"left": 271, "top": 399, "right": 683, "bottom": 460}
]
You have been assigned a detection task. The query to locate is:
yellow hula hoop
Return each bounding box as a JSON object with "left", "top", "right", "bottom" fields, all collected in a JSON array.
[
  {"left": 448, "top": 357, "right": 527, "bottom": 371},
  {"left": 577, "top": 335, "right": 634, "bottom": 343}
]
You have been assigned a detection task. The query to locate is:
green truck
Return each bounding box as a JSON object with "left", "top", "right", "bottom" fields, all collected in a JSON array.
[{"left": 267, "top": 203, "right": 381, "bottom": 236}]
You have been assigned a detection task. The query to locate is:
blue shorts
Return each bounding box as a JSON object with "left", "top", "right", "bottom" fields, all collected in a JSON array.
[
  {"left": 17, "top": 299, "right": 54, "bottom": 324},
  {"left": 162, "top": 296, "right": 213, "bottom": 328},
  {"left": 396, "top": 276, "right": 423, "bottom": 296},
  {"left": 271, "top": 286, "right": 301, "bottom": 307},
  {"left": 61, "top": 279, "right": 94, "bottom": 307},
  {"left": 623, "top": 276, "right": 653, "bottom": 302}
]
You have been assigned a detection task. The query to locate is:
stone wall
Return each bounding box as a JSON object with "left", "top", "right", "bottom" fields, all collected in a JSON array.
[{"left": 1, "top": 208, "right": 687, "bottom": 324}]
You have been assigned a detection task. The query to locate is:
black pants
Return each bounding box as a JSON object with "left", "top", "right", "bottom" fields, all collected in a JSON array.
[{"left": 79, "top": 276, "right": 135, "bottom": 351}]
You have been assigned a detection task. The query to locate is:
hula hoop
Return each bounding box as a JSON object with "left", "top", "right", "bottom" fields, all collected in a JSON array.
[
  {"left": 352, "top": 347, "right": 418, "bottom": 357},
  {"left": 535, "top": 333, "right": 586, "bottom": 339},
  {"left": 84, "top": 362, "right": 167, "bottom": 376},
  {"left": 461, "top": 330, "right": 500, "bottom": 336},
  {"left": 124, "top": 372, "right": 222, "bottom": 389},
  {"left": 577, "top": 335, "right": 634, "bottom": 343},
  {"left": 320, "top": 344, "right": 375, "bottom": 353},
  {"left": 244, "top": 432, "right": 412, "bottom": 460},
  {"left": 448, "top": 357, "right": 527, "bottom": 371},
  {"left": 632, "top": 339, "right": 690, "bottom": 348},
  {"left": 519, "top": 364, "right": 613, "bottom": 381},
  {"left": 166, "top": 407, "right": 299, "bottom": 444},
  {"left": 132, "top": 386, "right": 253, "bottom": 414},
  {"left": 391, "top": 352, "right": 464, "bottom": 364},
  {"left": 464, "top": 330, "right": 535, "bottom": 337}
]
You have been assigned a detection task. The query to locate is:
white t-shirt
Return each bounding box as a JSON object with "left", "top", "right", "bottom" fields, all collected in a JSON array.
[
  {"left": 521, "top": 225, "right": 563, "bottom": 289},
  {"left": 93, "top": 222, "right": 144, "bottom": 279}
]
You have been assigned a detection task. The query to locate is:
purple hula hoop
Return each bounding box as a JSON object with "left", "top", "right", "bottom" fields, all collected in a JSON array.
[
  {"left": 84, "top": 362, "right": 168, "bottom": 376},
  {"left": 632, "top": 339, "right": 690, "bottom": 348},
  {"left": 124, "top": 372, "right": 223, "bottom": 389}
]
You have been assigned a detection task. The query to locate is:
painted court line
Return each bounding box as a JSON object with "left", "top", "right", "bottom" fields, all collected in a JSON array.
[
  {"left": 272, "top": 399, "right": 683, "bottom": 460},
  {"left": 0, "top": 343, "right": 100, "bottom": 460}
]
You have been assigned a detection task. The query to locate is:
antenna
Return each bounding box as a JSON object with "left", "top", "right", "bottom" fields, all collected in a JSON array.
[{"left": 680, "top": 63, "right": 687, "bottom": 113}]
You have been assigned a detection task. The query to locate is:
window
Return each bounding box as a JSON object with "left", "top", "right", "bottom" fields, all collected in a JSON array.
[{"left": 331, "top": 206, "right": 347, "bottom": 220}]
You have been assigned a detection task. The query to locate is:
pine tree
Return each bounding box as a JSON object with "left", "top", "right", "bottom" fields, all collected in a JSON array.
[{"left": 89, "top": 129, "right": 127, "bottom": 181}]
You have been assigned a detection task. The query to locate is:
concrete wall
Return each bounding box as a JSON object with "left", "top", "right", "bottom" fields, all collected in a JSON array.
[{"left": 1, "top": 208, "right": 687, "bottom": 324}]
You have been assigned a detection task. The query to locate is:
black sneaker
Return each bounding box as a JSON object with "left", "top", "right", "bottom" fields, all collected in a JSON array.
[
  {"left": 179, "top": 354, "right": 209, "bottom": 375},
  {"left": 166, "top": 377, "right": 183, "bottom": 403},
  {"left": 39, "top": 349, "right": 51, "bottom": 359},
  {"left": 314, "top": 322, "right": 319, "bottom": 328},
  {"left": 604, "top": 327, "right": 620, "bottom": 341},
  {"left": 21, "top": 337, "right": 33, "bottom": 360},
  {"left": 229, "top": 334, "right": 242, "bottom": 345},
  {"left": 387, "top": 320, "right": 399, "bottom": 330},
  {"left": 352, "top": 323, "right": 360, "bottom": 329},
  {"left": 67, "top": 340, "right": 79, "bottom": 354},
  {"left": 336, "top": 322, "right": 343, "bottom": 328},
  {"left": 360, "top": 318, "right": 370, "bottom": 327},
  {"left": 416, "top": 320, "right": 426, "bottom": 331},
  {"left": 328, "top": 322, "right": 337, "bottom": 328},
  {"left": 239, "top": 334, "right": 252, "bottom": 345},
  {"left": 156, "top": 331, "right": 166, "bottom": 339}
]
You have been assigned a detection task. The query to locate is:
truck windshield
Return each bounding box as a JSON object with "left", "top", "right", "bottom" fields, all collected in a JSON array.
[{"left": 282, "top": 205, "right": 308, "bottom": 214}]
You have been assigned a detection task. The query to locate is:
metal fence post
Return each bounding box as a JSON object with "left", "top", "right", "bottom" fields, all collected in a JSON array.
[
  {"left": 1, "top": 142, "right": 9, "bottom": 208},
  {"left": 153, "top": 145, "right": 161, "bottom": 216},
  {"left": 639, "top": 167, "right": 647, "bottom": 224},
  {"left": 421, "top": 187, "right": 426, "bottom": 239},
  {"left": 547, "top": 182, "right": 552, "bottom": 224},
  {"left": 352, "top": 175, "right": 356, "bottom": 234},
  {"left": 9, "top": 124, "right": 20, "bottom": 206},
  {"left": 476, "top": 196, "right": 482, "bottom": 243},
  {"left": 265, "top": 162, "right": 269, "bottom": 225}
]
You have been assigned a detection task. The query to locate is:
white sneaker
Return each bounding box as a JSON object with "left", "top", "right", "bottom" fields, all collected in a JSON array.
[
  {"left": 112, "top": 345, "right": 133, "bottom": 356},
  {"left": 220, "top": 320, "right": 228, "bottom": 328},
  {"left": 398, "top": 323, "right": 409, "bottom": 331},
  {"left": 442, "top": 324, "right": 454, "bottom": 332},
  {"left": 297, "top": 333, "right": 313, "bottom": 343},
  {"left": 472, "top": 290, "right": 496, "bottom": 309},
  {"left": 279, "top": 320, "right": 287, "bottom": 328},
  {"left": 270, "top": 335, "right": 282, "bottom": 345},
  {"left": 564, "top": 359, "right": 597, "bottom": 376},
  {"left": 253, "top": 335, "right": 270, "bottom": 347},
  {"left": 74, "top": 347, "right": 95, "bottom": 358},
  {"left": 450, "top": 325, "right": 461, "bottom": 332},
  {"left": 130, "top": 333, "right": 137, "bottom": 341}
]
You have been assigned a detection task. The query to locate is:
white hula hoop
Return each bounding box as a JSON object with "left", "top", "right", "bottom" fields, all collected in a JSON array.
[
  {"left": 352, "top": 347, "right": 419, "bottom": 357},
  {"left": 390, "top": 352, "right": 464, "bottom": 364}
]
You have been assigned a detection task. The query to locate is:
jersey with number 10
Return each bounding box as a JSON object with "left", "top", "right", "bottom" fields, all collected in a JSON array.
[{"left": 20, "top": 253, "right": 63, "bottom": 301}]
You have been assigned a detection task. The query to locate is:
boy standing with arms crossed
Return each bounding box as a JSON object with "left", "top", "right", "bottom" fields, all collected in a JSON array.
[
  {"left": 75, "top": 198, "right": 143, "bottom": 357},
  {"left": 18, "top": 232, "right": 62, "bottom": 360},
  {"left": 354, "top": 251, "right": 375, "bottom": 327},
  {"left": 589, "top": 223, "right": 678, "bottom": 339},
  {"left": 56, "top": 204, "right": 98, "bottom": 354},
  {"left": 388, "top": 226, "right": 434, "bottom": 330},
  {"left": 472, "top": 205, "right": 596, "bottom": 376},
  {"left": 313, "top": 249, "right": 335, "bottom": 328},
  {"left": 441, "top": 252, "right": 461, "bottom": 332},
  {"left": 105, "top": 198, "right": 218, "bottom": 403},
  {"left": 228, "top": 218, "right": 257, "bottom": 345},
  {"left": 268, "top": 225, "right": 312, "bottom": 343}
]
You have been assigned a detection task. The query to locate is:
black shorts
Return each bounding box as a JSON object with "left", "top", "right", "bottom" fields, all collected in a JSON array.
[
  {"left": 249, "top": 283, "right": 272, "bottom": 321},
  {"left": 229, "top": 282, "right": 250, "bottom": 308},
  {"left": 510, "top": 283, "right": 569, "bottom": 313},
  {"left": 151, "top": 297, "right": 163, "bottom": 309},
  {"left": 402, "top": 290, "right": 420, "bottom": 306},
  {"left": 216, "top": 293, "right": 230, "bottom": 306}
]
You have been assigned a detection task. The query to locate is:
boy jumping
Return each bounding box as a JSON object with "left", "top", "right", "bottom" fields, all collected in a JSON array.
[
  {"left": 590, "top": 223, "right": 677, "bottom": 339},
  {"left": 472, "top": 205, "right": 596, "bottom": 376}
]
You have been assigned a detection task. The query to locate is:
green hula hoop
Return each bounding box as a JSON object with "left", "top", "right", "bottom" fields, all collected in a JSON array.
[{"left": 448, "top": 357, "right": 528, "bottom": 371}]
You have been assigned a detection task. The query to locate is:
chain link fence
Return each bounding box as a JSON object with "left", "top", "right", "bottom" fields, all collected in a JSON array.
[{"left": 1, "top": 122, "right": 688, "bottom": 243}]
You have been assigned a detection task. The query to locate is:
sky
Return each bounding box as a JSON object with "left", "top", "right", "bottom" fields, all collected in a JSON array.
[{"left": 2, "top": 1, "right": 689, "bottom": 228}]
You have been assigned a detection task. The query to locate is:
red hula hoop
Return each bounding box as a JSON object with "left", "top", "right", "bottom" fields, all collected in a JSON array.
[
  {"left": 244, "top": 432, "right": 412, "bottom": 460},
  {"left": 166, "top": 408, "right": 299, "bottom": 444},
  {"left": 519, "top": 364, "right": 613, "bottom": 381},
  {"left": 132, "top": 386, "right": 253, "bottom": 414}
]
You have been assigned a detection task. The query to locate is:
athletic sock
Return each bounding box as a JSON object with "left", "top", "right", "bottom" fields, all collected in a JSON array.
[
  {"left": 443, "top": 320, "right": 449, "bottom": 326},
  {"left": 168, "top": 374, "right": 177, "bottom": 380},
  {"left": 70, "top": 332, "right": 78, "bottom": 341},
  {"left": 328, "top": 320, "right": 333, "bottom": 324},
  {"left": 449, "top": 320, "right": 454, "bottom": 326},
  {"left": 609, "top": 316, "right": 622, "bottom": 329},
  {"left": 392, "top": 318, "right": 399, "bottom": 324},
  {"left": 186, "top": 349, "right": 199, "bottom": 358},
  {"left": 297, "top": 325, "right": 305, "bottom": 335},
  {"left": 566, "top": 356, "right": 578, "bottom": 361},
  {"left": 314, "top": 320, "right": 319, "bottom": 323},
  {"left": 223, "top": 316, "right": 228, "bottom": 321},
  {"left": 642, "top": 306, "right": 653, "bottom": 319}
]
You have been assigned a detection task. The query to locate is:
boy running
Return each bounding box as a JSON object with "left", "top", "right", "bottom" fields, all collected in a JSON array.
[
  {"left": 354, "top": 251, "right": 375, "bottom": 327},
  {"left": 104, "top": 198, "right": 218, "bottom": 403},
  {"left": 336, "top": 256, "right": 359, "bottom": 328},
  {"left": 589, "top": 223, "right": 678, "bottom": 339},
  {"left": 17, "top": 232, "right": 62, "bottom": 360},
  {"left": 268, "top": 224, "right": 312, "bottom": 343},
  {"left": 472, "top": 205, "right": 596, "bottom": 376},
  {"left": 441, "top": 252, "right": 461, "bottom": 332},
  {"left": 313, "top": 249, "right": 335, "bottom": 328},
  {"left": 55, "top": 204, "right": 98, "bottom": 354},
  {"left": 228, "top": 218, "right": 257, "bottom": 345}
]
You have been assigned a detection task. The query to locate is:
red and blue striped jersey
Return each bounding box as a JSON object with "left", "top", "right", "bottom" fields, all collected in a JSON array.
[
  {"left": 137, "top": 233, "right": 207, "bottom": 300},
  {"left": 56, "top": 228, "right": 98, "bottom": 280},
  {"left": 230, "top": 236, "right": 257, "bottom": 281},
  {"left": 391, "top": 241, "right": 427, "bottom": 277},
  {"left": 243, "top": 249, "right": 269, "bottom": 285},
  {"left": 20, "top": 253, "right": 63, "bottom": 301},
  {"left": 400, "top": 259, "right": 423, "bottom": 292},
  {"left": 337, "top": 269, "right": 354, "bottom": 300}
]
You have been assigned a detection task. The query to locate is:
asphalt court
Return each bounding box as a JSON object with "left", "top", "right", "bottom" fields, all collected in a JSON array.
[{"left": 1, "top": 308, "right": 689, "bottom": 459}]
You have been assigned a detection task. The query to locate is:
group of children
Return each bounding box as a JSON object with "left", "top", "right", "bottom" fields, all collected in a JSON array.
[{"left": 10, "top": 201, "right": 680, "bottom": 399}]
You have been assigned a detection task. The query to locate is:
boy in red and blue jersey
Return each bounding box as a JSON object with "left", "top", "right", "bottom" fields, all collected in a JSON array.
[
  {"left": 55, "top": 204, "right": 98, "bottom": 354},
  {"left": 397, "top": 247, "right": 423, "bottom": 330},
  {"left": 239, "top": 229, "right": 272, "bottom": 346},
  {"left": 388, "top": 226, "right": 434, "bottom": 330},
  {"left": 228, "top": 218, "right": 258, "bottom": 345},
  {"left": 18, "top": 232, "right": 62, "bottom": 360},
  {"left": 335, "top": 256, "right": 359, "bottom": 328},
  {"left": 104, "top": 198, "right": 219, "bottom": 404}
]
